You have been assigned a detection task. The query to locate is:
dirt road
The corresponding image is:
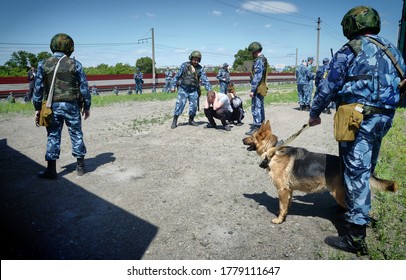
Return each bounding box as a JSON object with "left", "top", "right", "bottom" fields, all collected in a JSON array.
[{"left": 1, "top": 93, "right": 354, "bottom": 260}]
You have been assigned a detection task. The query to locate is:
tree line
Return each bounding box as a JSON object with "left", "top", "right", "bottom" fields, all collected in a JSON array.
[{"left": 0, "top": 49, "right": 293, "bottom": 78}]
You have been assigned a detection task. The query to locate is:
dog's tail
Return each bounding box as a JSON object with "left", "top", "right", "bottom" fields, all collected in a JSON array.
[{"left": 370, "top": 175, "right": 398, "bottom": 192}]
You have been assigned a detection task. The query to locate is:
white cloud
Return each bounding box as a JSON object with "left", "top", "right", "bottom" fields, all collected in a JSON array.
[
  {"left": 241, "top": 1, "right": 298, "bottom": 14},
  {"left": 265, "top": 23, "right": 272, "bottom": 28},
  {"left": 211, "top": 10, "right": 222, "bottom": 16},
  {"left": 235, "top": 8, "right": 246, "bottom": 15},
  {"left": 146, "top": 12, "right": 156, "bottom": 17}
]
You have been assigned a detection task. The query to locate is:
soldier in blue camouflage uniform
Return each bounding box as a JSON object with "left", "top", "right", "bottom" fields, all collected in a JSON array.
[
  {"left": 91, "top": 85, "right": 99, "bottom": 96},
  {"left": 245, "top": 42, "right": 268, "bottom": 135},
  {"left": 309, "top": 6, "right": 406, "bottom": 255},
  {"left": 7, "top": 92, "right": 15, "bottom": 103},
  {"left": 170, "top": 51, "right": 212, "bottom": 129},
  {"left": 134, "top": 69, "right": 143, "bottom": 94},
  {"left": 295, "top": 60, "right": 315, "bottom": 111},
  {"left": 163, "top": 67, "right": 173, "bottom": 93},
  {"left": 314, "top": 58, "right": 329, "bottom": 97},
  {"left": 305, "top": 57, "right": 315, "bottom": 110},
  {"left": 216, "top": 63, "right": 230, "bottom": 94},
  {"left": 33, "top": 33, "right": 91, "bottom": 179},
  {"left": 314, "top": 58, "right": 332, "bottom": 114}
]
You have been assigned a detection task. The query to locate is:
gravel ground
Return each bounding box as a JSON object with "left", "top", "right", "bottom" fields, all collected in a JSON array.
[{"left": 0, "top": 91, "right": 358, "bottom": 260}]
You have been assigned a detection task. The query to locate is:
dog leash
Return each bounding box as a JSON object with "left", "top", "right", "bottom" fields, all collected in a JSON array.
[{"left": 277, "top": 123, "right": 310, "bottom": 146}]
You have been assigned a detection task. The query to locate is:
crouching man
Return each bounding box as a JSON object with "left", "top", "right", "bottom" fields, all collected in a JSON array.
[{"left": 204, "top": 91, "right": 232, "bottom": 131}]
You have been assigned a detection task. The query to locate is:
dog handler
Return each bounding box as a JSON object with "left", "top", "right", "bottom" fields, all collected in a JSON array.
[
  {"left": 308, "top": 6, "right": 405, "bottom": 255},
  {"left": 33, "top": 33, "right": 91, "bottom": 179}
]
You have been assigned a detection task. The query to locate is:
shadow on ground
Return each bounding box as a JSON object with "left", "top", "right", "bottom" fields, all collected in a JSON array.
[
  {"left": 0, "top": 138, "right": 158, "bottom": 260},
  {"left": 243, "top": 191, "right": 347, "bottom": 230}
]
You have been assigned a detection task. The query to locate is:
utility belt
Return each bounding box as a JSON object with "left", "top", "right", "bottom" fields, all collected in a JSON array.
[{"left": 362, "top": 105, "right": 395, "bottom": 116}]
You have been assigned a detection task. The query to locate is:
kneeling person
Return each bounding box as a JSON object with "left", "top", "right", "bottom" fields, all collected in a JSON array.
[
  {"left": 227, "top": 92, "right": 244, "bottom": 126},
  {"left": 204, "top": 91, "right": 232, "bottom": 131}
]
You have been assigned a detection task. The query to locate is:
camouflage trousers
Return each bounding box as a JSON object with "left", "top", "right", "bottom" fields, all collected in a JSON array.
[
  {"left": 219, "top": 81, "right": 228, "bottom": 94},
  {"left": 251, "top": 93, "right": 265, "bottom": 126},
  {"left": 339, "top": 113, "right": 393, "bottom": 225},
  {"left": 297, "top": 84, "right": 310, "bottom": 106},
  {"left": 45, "top": 102, "right": 87, "bottom": 161},
  {"left": 173, "top": 88, "right": 199, "bottom": 117},
  {"left": 135, "top": 82, "right": 142, "bottom": 94},
  {"left": 305, "top": 82, "right": 313, "bottom": 105},
  {"left": 163, "top": 80, "right": 172, "bottom": 93}
]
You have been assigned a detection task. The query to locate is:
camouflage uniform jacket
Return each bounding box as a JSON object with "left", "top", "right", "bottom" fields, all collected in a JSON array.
[
  {"left": 134, "top": 72, "right": 143, "bottom": 84},
  {"left": 165, "top": 70, "right": 172, "bottom": 80},
  {"left": 171, "top": 61, "right": 212, "bottom": 92},
  {"left": 250, "top": 54, "right": 267, "bottom": 93},
  {"left": 33, "top": 52, "right": 91, "bottom": 111},
  {"left": 310, "top": 35, "right": 406, "bottom": 118},
  {"left": 295, "top": 63, "right": 315, "bottom": 85},
  {"left": 216, "top": 68, "right": 230, "bottom": 83},
  {"left": 315, "top": 64, "right": 329, "bottom": 88}
]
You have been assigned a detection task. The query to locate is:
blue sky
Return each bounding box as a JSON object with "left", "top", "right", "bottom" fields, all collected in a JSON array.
[{"left": 0, "top": 0, "right": 404, "bottom": 68}]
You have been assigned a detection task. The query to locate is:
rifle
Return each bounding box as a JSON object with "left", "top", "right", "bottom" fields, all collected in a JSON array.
[{"left": 197, "top": 86, "right": 201, "bottom": 111}]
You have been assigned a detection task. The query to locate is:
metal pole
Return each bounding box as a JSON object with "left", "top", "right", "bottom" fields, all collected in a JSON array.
[
  {"left": 151, "top": 28, "right": 156, "bottom": 93},
  {"left": 316, "top": 17, "right": 320, "bottom": 71}
]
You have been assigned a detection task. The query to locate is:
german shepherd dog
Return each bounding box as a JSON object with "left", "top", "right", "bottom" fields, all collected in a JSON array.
[{"left": 242, "top": 120, "right": 398, "bottom": 224}]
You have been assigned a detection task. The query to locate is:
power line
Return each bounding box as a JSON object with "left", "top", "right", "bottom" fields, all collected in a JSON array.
[{"left": 212, "top": 0, "right": 315, "bottom": 28}]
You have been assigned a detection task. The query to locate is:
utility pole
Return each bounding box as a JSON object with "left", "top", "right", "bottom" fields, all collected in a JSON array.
[
  {"left": 151, "top": 28, "right": 156, "bottom": 93},
  {"left": 138, "top": 27, "right": 156, "bottom": 92},
  {"left": 295, "top": 48, "right": 298, "bottom": 69},
  {"left": 316, "top": 17, "right": 321, "bottom": 71}
]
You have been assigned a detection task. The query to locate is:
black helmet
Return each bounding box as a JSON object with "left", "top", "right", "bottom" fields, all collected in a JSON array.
[
  {"left": 189, "top": 50, "right": 202, "bottom": 61},
  {"left": 248, "top": 42, "right": 262, "bottom": 53},
  {"left": 341, "top": 6, "right": 380, "bottom": 39},
  {"left": 50, "top": 33, "right": 74, "bottom": 55}
]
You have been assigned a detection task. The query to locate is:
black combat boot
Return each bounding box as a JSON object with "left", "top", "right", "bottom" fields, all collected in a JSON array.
[
  {"left": 325, "top": 223, "right": 368, "bottom": 256},
  {"left": 188, "top": 115, "right": 198, "bottom": 126},
  {"left": 76, "top": 157, "right": 85, "bottom": 176},
  {"left": 171, "top": 115, "right": 178, "bottom": 129},
  {"left": 245, "top": 125, "right": 260, "bottom": 136},
  {"left": 221, "top": 120, "right": 231, "bottom": 131},
  {"left": 38, "top": 160, "right": 57, "bottom": 180}
]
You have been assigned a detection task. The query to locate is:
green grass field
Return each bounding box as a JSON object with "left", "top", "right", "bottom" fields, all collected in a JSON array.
[{"left": 1, "top": 83, "right": 404, "bottom": 259}]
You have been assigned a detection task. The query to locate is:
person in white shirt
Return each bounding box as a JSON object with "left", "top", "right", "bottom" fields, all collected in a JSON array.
[{"left": 203, "top": 90, "right": 232, "bottom": 131}]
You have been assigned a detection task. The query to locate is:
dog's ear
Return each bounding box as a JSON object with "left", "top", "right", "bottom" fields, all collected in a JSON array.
[
  {"left": 265, "top": 120, "right": 272, "bottom": 134},
  {"left": 258, "top": 120, "right": 268, "bottom": 133}
]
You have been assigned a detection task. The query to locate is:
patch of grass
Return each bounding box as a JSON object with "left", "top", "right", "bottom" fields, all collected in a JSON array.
[
  {"left": 91, "top": 91, "right": 177, "bottom": 107},
  {"left": 0, "top": 101, "right": 34, "bottom": 116},
  {"left": 132, "top": 113, "right": 172, "bottom": 132},
  {"left": 367, "top": 108, "right": 406, "bottom": 260},
  {"left": 327, "top": 109, "right": 406, "bottom": 260}
]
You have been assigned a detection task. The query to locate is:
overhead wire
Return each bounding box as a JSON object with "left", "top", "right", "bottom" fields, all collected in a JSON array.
[{"left": 213, "top": 0, "right": 315, "bottom": 28}]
